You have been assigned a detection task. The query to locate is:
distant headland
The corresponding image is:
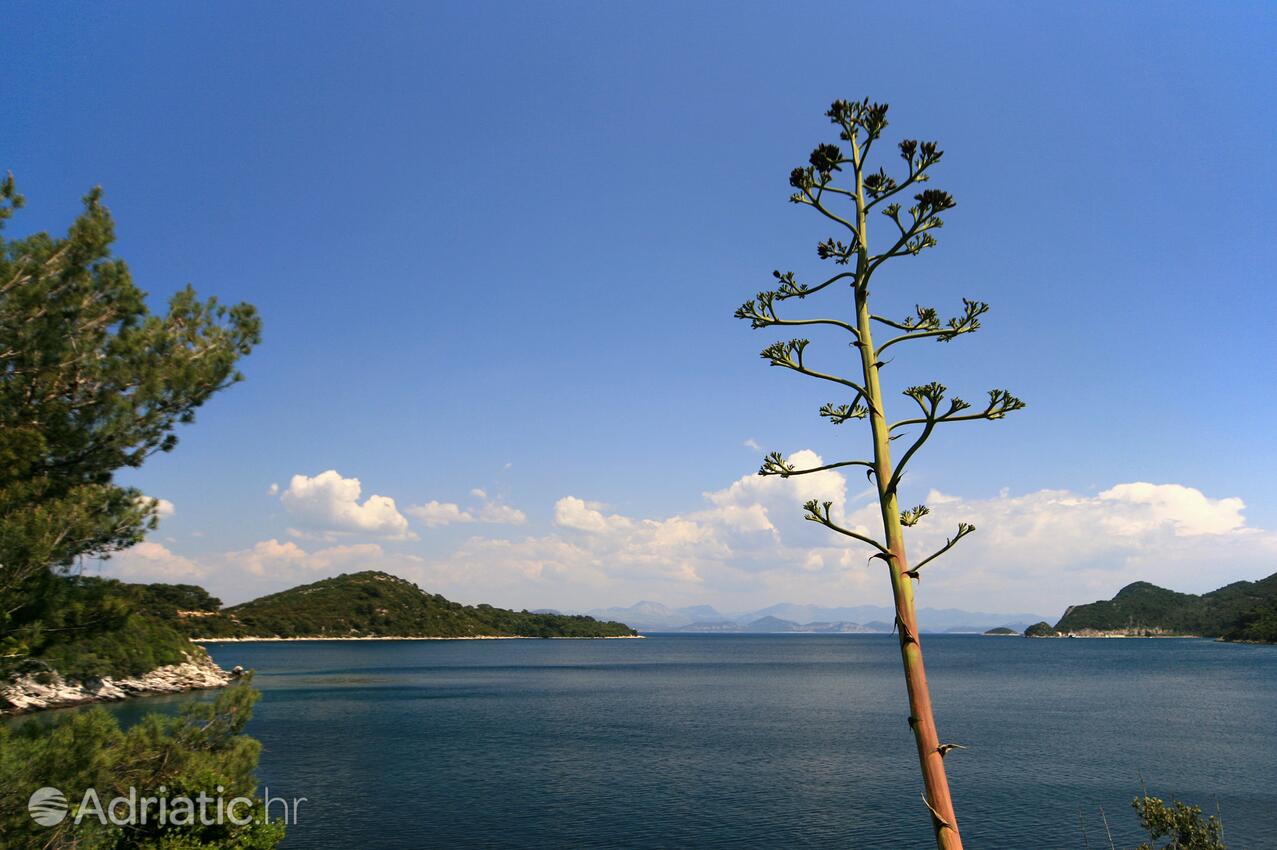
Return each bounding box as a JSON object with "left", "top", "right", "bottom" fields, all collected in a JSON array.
[{"left": 1024, "top": 571, "right": 1277, "bottom": 642}]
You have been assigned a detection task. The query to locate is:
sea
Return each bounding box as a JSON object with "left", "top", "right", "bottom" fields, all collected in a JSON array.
[{"left": 101, "top": 635, "right": 1276, "bottom": 849}]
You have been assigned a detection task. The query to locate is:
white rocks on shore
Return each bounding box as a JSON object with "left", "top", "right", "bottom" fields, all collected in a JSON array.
[{"left": 1, "top": 651, "right": 235, "bottom": 715}]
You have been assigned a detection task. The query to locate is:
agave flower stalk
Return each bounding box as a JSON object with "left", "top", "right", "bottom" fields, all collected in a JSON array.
[{"left": 736, "top": 99, "right": 1024, "bottom": 850}]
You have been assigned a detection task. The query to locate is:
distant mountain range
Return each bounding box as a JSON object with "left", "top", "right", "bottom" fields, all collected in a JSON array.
[{"left": 581, "top": 600, "right": 1050, "bottom": 635}]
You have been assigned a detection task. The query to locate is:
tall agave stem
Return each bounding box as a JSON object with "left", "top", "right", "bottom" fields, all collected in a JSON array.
[
  {"left": 855, "top": 284, "right": 963, "bottom": 848},
  {"left": 849, "top": 128, "right": 961, "bottom": 848},
  {"left": 737, "top": 98, "right": 1025, "bottom": 849}
]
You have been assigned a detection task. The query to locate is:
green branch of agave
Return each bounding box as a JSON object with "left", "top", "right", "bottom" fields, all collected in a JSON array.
[
  {"left": 759, "top": 450, "right": 873, "bottom": 479},
  {"left": 759, "top": 338, "right": 872, "bottom": 398},
  {"left": 802, "top": 499, "right": 889, "bottom": 555},
  {"left": 900, "top": 504, "right": 931, "bottom": 527},
  {"left": 735, "top": 290, "right": 860, "bottom": 337},
  {"left": 892, "top": 385, "right": 1025, "bottom": 432},
  {"left": 876, "top": 299, "right": 990, "bottom": 356},
  {"left": 885, "top": 384, "right": 1022, "bottom": 495},
  {"left": 819, "top": 400, "right": 868, "bottom": 424},
  {"left": 904, "top": 523, "right": 977, "bottom": 581}
]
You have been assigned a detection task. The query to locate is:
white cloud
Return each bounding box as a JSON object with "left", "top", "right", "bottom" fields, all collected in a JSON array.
[
  {"left": 407, "top": 501, "right": 473, "bottom": 527},
  {"left": 280, "top": 470, "right": 414, "bottom": 540},
  {"left": 743, "top": 438, "right": 762, "bottom": 451},
  {"left": 268, "top": 483, "right": 279, "bottom": 496},
  {"left": 105, "top": 541, "right": 203, "bottom": 580},
  {"left": 553, "top": 496, "right": 632, "bottom": 533},
  {"left": 227, "top": 538, "right": 390, "bottom": 577},
  {"left": 892, "top": 482, "right": 1277, "bottom": 613},
  {"left": 1097, "top": 482, "right": 1246, "bottom": 536},
  {"left": 135, "top": 496, "right": 176, "bottom": 519},
  {"left": 399, "top": 464, "right": 1277, "bottom": 615},
  {"left": 406, "top": 492, "right": 527, "bottom": 528},
  {"left": 99, "top": 456, "right": 1277, "bottom": 618},
  {"left": 477, "top": 502, "right": 528, "bottom": 524}
]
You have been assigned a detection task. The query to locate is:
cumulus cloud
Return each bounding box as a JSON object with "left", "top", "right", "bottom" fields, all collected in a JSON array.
[
  {"left": 135, "top": 496, "right": 175, "bottom": 519},
  {"left": 891, "top": 482, "right": 1277, "bottom": 614},
  {"left": 477, "top": 502, "right": 528, "bottom": 524},
  {"left": 1097, "top": 482, "right": 1246, "bottom": 536},
  {"left": 280, "top": 470, "right": 414, "bottom": 539},
  {"left": 99, "top": 457, "right": 1277, "bottom": 617},
  {"left": 399, "top": 464, "right": 1277, "bottom": 615},
  {"left": 408, "top": 501, "right": 473, "bottom": 527},
  {"left": 393, "top": 452, "right": 864, "bottom": 607},
  {"left": 227, "top": 538, "right": 389, "bottom": 577},
  {"left": 105, "top": 541, "right": 203, "bottom": 580},
  {"left": 553, "top": 496, "right": 632, "bottom": 533},
  {"left": 406, "top": 491, "right": 527, "bottom": 528}
]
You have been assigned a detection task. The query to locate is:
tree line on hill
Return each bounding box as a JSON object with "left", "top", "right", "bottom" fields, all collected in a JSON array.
[
  {"left": 146, "top": 571, "right": 636, "bottom": 640},
  {"left": 1023, "top": 572, "right": 1277, "bottom": 641}
]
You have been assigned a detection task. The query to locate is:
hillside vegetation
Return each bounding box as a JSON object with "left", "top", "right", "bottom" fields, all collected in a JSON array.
[
  {"left": 152, "top": 571, "right": 637, "bottom": 639},
  {"left": 1053, "top": 572, "right": 1277, "bottom": 641},
  {"left": 3, "top": 577, "right": 205, "bottom": 680}
]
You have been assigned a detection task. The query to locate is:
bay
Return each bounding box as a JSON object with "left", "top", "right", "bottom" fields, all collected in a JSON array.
[{"left": 108, "top": 635, "right": 1276, "bottom": 849}]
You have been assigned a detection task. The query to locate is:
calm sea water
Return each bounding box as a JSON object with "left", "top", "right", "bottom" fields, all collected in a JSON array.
[{"left": 108, "top": 635, "right": 1275, "bottom": 849}]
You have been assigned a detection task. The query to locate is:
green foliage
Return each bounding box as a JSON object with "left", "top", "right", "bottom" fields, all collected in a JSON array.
[
  {"left": 1, "top": 576, "right": 195, "bottom": 680},
  {"left": 0, "top": 177, "right": 275, "bottom": 847},
  {"left": 0, "top": 678, "right": 285, "bottom": 849},
  {"left": 137, "top": 584, "right": 225, "bottom": 618},
  {"left": 0, "top": 180, "right": 260, "bottom": 661},
  {"left": 1132, "top": 795, "right": 1226, "bottom": 850},
  {"left": 1023, "top": 621, "right": 1058, "bottom": 637},
  {"left": 1055, "top": 573, "right": 1277, "bottom": 640},
  {"left": 171, "top": 571, "right": 637, "bottom": 639},
  {"left": 1220, "top": 595, "right": 1277, "bottom": 642}
]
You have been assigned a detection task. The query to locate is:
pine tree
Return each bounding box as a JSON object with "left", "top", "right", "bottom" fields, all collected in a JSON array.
[{"left": 0, "top": 175, "right": 260, "bottom": 660}]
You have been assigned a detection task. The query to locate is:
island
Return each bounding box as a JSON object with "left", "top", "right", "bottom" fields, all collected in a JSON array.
[
  {"left": 157, "top": 571, "right": 638, "bottom": 641},
  {"left": 1024, "top": 571, "right": 1277, "bottom": 641},
  {"left": 2, "top": 571, "right": 636, "bottom": 714},
  {"left": 982, "top": 627, "right": 1019, "bottom": 636}
]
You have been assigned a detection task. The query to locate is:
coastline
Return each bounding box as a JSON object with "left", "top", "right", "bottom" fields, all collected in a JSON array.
[
  {"left": 192, "top": 634, "right": 644, "bottom": 643},
  {"left": 1, "top": 651, "right": 233, "bottom": 716},
  {"left": 1028, "top": 633, "right": 1205, "bottom": 639}
]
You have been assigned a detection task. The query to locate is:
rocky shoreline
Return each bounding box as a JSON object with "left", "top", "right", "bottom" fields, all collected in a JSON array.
[
  {"left": 1, "top": 651, "right": 235, "bottom": 716},
  {"left": 192, "top": 634, "right": 645, "bottom": 642}
]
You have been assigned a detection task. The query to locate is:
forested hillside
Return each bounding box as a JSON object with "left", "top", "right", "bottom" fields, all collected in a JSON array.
[
  {"left": 150, "top": 572, "right": 637, "bottom": 639},
  {"left": 1053, "top": 572, "right": 1277, "bottom": 641}
]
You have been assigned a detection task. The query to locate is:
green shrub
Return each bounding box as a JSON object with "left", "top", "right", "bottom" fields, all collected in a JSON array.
[
  {"left": 1132, "top": 795, "right": 1226, "bottom": 850},
  {"left": 0, "top": 678, "right": 284, "bottom": 849}
]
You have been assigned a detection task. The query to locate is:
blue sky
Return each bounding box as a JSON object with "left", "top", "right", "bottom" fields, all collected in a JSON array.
[{"left": 6, "top": 2, "right": 1275, "bottom": 615}]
